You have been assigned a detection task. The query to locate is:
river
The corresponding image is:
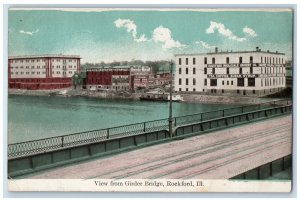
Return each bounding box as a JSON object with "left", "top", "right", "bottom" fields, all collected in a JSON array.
[{"left": 8, "top": 95, "right": 240, "bottom": 144}]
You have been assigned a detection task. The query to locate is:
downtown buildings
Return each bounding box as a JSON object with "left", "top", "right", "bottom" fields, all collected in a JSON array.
[
  {"left": 8, "top": 55, "right": 81, "bottom": 90},
  {"left": 86, "top": 66, "right": 170, "bottom": 91},
  {"left": 174, "top": 47, "right": 286, "bottom": 96}
]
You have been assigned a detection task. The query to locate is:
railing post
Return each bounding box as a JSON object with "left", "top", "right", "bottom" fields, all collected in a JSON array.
[
  {"left": 201, "top": 113, "right": 203, "bottom": 122},
  {"left": 143, "top": 122, "right": 146, "bottom": 132},
  {"left": 106, "top": 129, "right": 110, "bottom": 139},
  {"left": 61, "top": 136, "right": 64, "bottom": 147},
  {"left": 174, "top": 117, "right": 177, "bottom": 126},
  {"left": 241, "top": 106, "right": 244, "bottom": 113},
  {"left": 222, "top": 109, "right": 225, "bottom": 117}
]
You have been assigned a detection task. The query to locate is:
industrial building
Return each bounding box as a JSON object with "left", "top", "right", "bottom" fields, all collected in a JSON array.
[
  {"left": 8, "top": 55, "right": 81, "bottom": 90},
  {"left": 86, "top": 66, "right": 152, "bottom": 91},
  {"left": 174, "top": 47, "right": 286, "bottom": 96}
]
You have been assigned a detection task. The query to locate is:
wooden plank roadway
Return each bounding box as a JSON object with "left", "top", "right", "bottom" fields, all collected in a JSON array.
[{"left": 29, "top": 115, "right": 292, "bottom": 179}]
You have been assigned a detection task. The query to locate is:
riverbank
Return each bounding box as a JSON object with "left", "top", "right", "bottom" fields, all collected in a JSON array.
[{"left": 8, "top": 88, "right": 276, "bottom": 105}]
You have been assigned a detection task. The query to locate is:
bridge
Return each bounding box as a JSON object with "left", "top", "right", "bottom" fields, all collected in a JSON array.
[{"left": 8, "top": 99, "right": 292, "bottom": 179}]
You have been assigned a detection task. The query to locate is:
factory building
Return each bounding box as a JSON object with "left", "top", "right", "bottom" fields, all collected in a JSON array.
[
  {"left": 86, "top": 66, "right": 152, "bottom": 91},
  {"left": 8, "top": 55, "right": 81, "bottom": 90},
  {"left": 174, "top": 47, "right": 286, "bottom": 96}
]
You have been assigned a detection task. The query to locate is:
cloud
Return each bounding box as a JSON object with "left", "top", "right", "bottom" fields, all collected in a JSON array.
[
  {"left": 195, "top": 40, "right": 215, "bottom": 49},
  {"left": 114, "top": 18, "right": 148, "bottom": 42},
  {"left": 152, "top": 26, "right": 186, "bottom": 50},
  {"left": 114, "top": 19, "right": 186, "bottom": 51},
  {"left": 206, "top": 21, "right": 246, "bottom": 42},
  {"left": 243, "top": 26, "right": 257, "bottom": 37},
  {"left": 19, "top": 29, "right": 39, "bottom": 36}
]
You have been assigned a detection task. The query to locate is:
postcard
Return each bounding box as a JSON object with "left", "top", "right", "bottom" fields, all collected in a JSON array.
[{"left": 7, "top": 7, "right": 293, "bottom": 192}]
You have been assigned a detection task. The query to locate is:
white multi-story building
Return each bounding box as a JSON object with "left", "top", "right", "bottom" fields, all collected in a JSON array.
[
  {"left": 8, "top": 54, "right": 81, "bottom": 90},
  {"left": 174, "top": 47, "right": 286, "bottom": 96}
]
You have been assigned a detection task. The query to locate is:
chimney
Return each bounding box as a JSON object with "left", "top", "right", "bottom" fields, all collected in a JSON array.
[
  {"left": 215, "top": 47, "right": 218, "bottom": 53},
  {"left": 256, "top": 47, "right": 259, "bottom": 51}
]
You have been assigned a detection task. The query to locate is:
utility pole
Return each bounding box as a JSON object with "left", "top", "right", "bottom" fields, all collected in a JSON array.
[{"left": 169, "top": 60, "right": 173, "bottom": 137}]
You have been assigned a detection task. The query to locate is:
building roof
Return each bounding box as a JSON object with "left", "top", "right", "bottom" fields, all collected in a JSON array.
[
  {"left": 8, "top": 54, "right": 81, "bottom": 59},
  {"left": 174, "top": 49, "right": 285, "bottom": 57}
]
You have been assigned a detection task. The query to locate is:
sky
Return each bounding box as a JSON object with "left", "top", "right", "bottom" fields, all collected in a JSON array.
[{"left": 8, "top": 8, "right": 293, "bottom": 63}]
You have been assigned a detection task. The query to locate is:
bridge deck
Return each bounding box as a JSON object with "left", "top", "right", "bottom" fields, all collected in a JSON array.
[{"left": 29, "top": 115, "right": 292, "bottom": 179}]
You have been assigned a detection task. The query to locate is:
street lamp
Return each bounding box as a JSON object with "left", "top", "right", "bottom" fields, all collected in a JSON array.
[{"left": 169, "top": 60, "right": 173, "bottom": 138}]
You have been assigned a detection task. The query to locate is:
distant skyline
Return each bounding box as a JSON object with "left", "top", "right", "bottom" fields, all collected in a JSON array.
[{"left": 8, "top": 8, "right": 293, "bottom": 63}]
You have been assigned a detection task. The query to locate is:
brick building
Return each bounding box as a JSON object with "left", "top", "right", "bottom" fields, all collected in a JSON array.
[{"left": 8, "top": 54, "right": 80, "bottom": 90}]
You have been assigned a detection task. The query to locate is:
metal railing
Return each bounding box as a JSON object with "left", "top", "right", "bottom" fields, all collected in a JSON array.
[{"left": 8, "top": 99, "right": 291, "bottom": 159}]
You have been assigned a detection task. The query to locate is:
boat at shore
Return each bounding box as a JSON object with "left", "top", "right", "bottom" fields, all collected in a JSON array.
[{"left": 139, "top": 92, "right": 183, "bottom": 102}]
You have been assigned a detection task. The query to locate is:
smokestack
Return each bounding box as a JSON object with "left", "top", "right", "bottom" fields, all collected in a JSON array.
[{"left": 215, "top": 47, "right": 218, "bottom": 53}]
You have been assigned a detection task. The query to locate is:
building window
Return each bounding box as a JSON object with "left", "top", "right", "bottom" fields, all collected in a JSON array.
[
  {"left": 226, "top": 68, "right": 229, "bottom": 74},
  {"left": 222, "top": 80, "right": 224, "bottom": 85},
  {"left": 231, "top": 81, "right": 233, "bottom": 85},
  {"left": 237, "top": 78, "right": 244, "bottom": 86},
  {"left": 250, "top": 56, "right": 253, "bottom": 63},
  {"left": 193, "top": 88, "right": 196, "bottom": 92},
  {"left": 261, "top": 57, "right": 263, "bottom": 63},
  {"left": 239, "top": 68, "right": 242, "bottom": 74},
  {"left": 193, "top": 68, "right": 196, "bottom": 74},
  {"left": 179, "top": 88, "right": 181, "bottom": 91},
  {"left": 226, "top": 57, "right": 229, "bottom": 64},
  {"left": 204, "top": 79, "right": 207, "bottom": 86},
  {"left": 186, "top": 78, "right": 189, "bottom": 85},
  {"left": 227, "top": 81, "right": 229, "bottom": 85},
  {"left": 186, "top": 68, "right": 188, "bottom": 74},
  {"left": 179, "top": 78, "right": 182, "bottom": 85},
  {"left": 237, "top": 89, "right": 240, "bottom": 94},
  {"left": 193, "top": 78, "right": 196, "bottom": 85},
  {"left": 204, "top": 68, "right": 207, "bottom": 74},
  {"left": 250, "top": 67, "right": 253, "bottom": 74},
  {"left": 222, "top": 89, "right": 224, "bottom": 93},
  {"left": 239, "top": 57, "right": 243, "bottom": 64},
  {"left": 253, "top": 90, "right": 256, "bottom": 94},
  {"left": 212, "top": 68, "right": 215, "bottom": 74},
  {"left": 212, "top": 57, "right": 215, "bottom": 64},
  {"left": 186, "top": 58, "right": 188, "bottom": 65},
  {"left": 179, "top": 58, "right": 181, "bottom": 65},
  {"left": 204, "top": 57, "right": 207, "bottom": 64},
  {"left": 193, "top": 57, "right": 196, "bottom": 65},
  {"left": 179, "top": 68, "right": 182, "bottom": 74},
  {"left": 248, "top": 78, "right": 255, "bottom": 87},
  {"left": 210, "top": 79, "right": 217, "bottom": 86},
  {"left": 186, "top": 88, "right": 188, "bottom": 92}
]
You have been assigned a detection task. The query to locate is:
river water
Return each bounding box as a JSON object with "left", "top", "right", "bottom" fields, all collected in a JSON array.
[{"left": 8, "top": 95, "right": 240, "bottom": 144}]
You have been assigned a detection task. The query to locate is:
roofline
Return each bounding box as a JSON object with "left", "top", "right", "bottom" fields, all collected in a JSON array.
[
  {"left": 174, "top": 50, "right": 285, "bottom": 57},
  {"left": 8, "top": 54, "right": 81, "bottom": 59}
]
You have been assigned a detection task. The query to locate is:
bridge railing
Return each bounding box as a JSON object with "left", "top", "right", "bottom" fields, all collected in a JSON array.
[
  {"left": 8, "top": 99, "right": 291, "bottom": 159},
  {"left": 173, "top": 99, "right": 291, "bottom": 126}
]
